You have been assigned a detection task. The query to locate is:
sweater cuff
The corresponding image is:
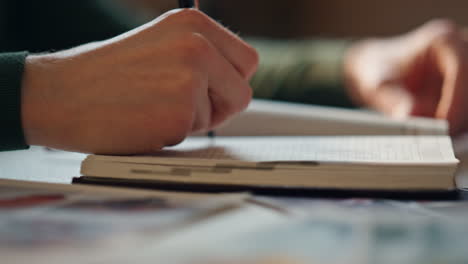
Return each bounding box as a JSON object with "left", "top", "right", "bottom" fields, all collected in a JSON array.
[
  {"left": 0, "top": 52, "right": 30, "bottom": 151},
  {"left": 249, "top": 38, "right": 356, "bottom": 108}
]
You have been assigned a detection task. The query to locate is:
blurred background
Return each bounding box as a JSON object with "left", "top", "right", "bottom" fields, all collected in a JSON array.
[{"left": 117, "top": 0, "right": 468, "bottom": 38}]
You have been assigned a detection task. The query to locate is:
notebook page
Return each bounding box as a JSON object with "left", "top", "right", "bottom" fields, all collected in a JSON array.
[{"left": 161, "top": 136, "right": 457, "bottom": 164}]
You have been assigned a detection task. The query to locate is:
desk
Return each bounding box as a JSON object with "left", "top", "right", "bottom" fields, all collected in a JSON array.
[
  {"left": 2, "top": 145, "right": 468, "bottom": 264},
  {"left": 0, "top": 147, "right": 85, "bottom": 184}
]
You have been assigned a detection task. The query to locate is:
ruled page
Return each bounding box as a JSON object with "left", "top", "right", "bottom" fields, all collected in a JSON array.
[{"left": 159, "top": 136, "right": 457, "bottom": 164}]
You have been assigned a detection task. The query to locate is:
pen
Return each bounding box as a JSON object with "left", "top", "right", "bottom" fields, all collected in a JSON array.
[
  {"left": 178, "top": 0, "right": 216, "bottom": 139},
  {"left": 178, "top": 0, "right": 199, "bottom": 9}
]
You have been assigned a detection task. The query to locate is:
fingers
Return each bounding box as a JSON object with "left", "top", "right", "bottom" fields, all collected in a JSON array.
[
  {"left": 165, "top": 32, "right": 252, "bottom": 132},
  {"left": 371, "top": 83, "right": 413, "bottom": 119},
  {"left": 153, "top": 9, "right": 259, "bottom": 80},
  {"left": 401, "top": 19, "right": 467, "bottom": 127},
  {"left": 431, "top": 33, "right": 468, "bottom": 135},
  {"left": 109, "top": 9, "right": 257, "bottom": 139},
  {"left": 346, "top": 18, "right": 468, "bottom": 135},
  {"left": 180, "top": 33, "right": 252, "bottom": 129},
  {"left": 405, "top": 19, "right": 458, "bottom": 47}
]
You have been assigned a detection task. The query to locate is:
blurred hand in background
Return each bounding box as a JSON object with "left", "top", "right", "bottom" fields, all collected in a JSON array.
[{"left": 345, "top": 19, "right": 468, "bottom": 135}]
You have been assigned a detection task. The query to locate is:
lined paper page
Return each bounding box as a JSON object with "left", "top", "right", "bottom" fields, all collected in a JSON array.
[{"left": 160, "top": 136, "right": 456, "bottom": 164}]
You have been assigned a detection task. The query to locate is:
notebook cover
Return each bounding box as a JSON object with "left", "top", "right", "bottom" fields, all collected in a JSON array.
[{"left": 72, "top": 176, "right": 462, "bottom": 201}]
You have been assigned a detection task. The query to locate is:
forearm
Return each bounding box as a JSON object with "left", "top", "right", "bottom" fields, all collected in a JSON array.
[
  {"left": 0, "top": 0, "right": 140, "bottom": 151},
  {"left": 0, "top": 52, "right": 29, "bottom": 151},
  {"left": 249, "top": 38, "right": 356, "bottom": 108}
]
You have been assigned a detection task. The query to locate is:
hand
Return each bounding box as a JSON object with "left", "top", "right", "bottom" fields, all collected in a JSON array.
[
  {"left": 345, "top": 19, "right": 468, "bottom": 135},
  {"left": 21, "top": 9, "right": 258, "bottom": 154}
]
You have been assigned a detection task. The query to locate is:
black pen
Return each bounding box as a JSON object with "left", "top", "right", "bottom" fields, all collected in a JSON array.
[
  {"left": 178, "top": 0, "right": 216, "bottom": 139},
  {"left": 179, "top": 0, "right": 199, "bottom": 8}
]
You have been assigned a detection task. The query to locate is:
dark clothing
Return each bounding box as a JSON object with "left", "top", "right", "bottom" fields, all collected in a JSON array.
[
  {"left": 250, "top": 38, "right": 353, "bottom": 107},
  {"left": 0, "top": 52, "right": 28, "bottom": 150}
]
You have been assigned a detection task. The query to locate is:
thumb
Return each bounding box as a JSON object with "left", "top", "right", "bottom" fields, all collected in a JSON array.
[{"left": 371, "top": 83, "right": 414, "bottom": 119}]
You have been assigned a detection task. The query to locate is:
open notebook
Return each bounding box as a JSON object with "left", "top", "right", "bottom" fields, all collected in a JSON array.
[{"left": 76, "top": 135, "right": 459, "bottom": 199}]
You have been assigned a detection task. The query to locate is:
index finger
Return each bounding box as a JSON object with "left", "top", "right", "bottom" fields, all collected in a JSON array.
[
  {"left": 155, "top": 9, "right": 259, "bottom": 80},
  {"left": 433, "top": 33, "right": 468, "bottom": 135}
]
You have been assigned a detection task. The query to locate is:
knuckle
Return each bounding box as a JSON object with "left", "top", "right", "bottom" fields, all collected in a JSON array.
[
  {"left": 425, "top": 19, "right": 460, "bottom": 44},
  {"left": 427, "top": 18, "right": 458, "bottom": 34},
  {"left": 243, "top": 45, "right": 260, "bottom": 78},
  {"left": 433, "top": 30, "right": 460, "bottom": 49},
  {"left": 173, "top": 9, "right": 209, "bottom": 29},
  {"left": 176, "top": 33, "right": 212, "bottom": 62},
  {"left": 174, "top": 68, "right": 202, "bottom": 94}
]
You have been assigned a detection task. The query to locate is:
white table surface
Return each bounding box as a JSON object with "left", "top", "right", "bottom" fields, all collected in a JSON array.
[{"left": 0, "top": 147, "right": 85, "bottom": 184}]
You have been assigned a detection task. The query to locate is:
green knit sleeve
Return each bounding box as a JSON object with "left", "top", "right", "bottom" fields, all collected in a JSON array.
[
  {"left": 249, "top": 38, "right": 356, "bottom": 108},
  {"left": 0, "top": 52, "right": 29, "bottom": 151}
]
